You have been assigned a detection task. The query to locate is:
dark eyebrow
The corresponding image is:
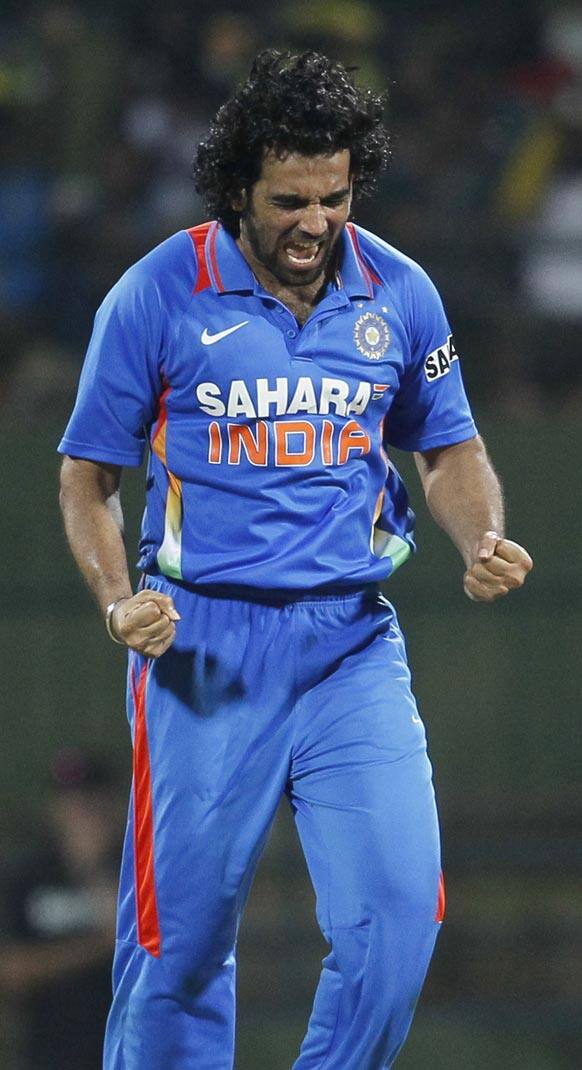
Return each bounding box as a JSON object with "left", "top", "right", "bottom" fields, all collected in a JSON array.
[{"left": 270, "top": 188, "right": 351, "bottom": 207}]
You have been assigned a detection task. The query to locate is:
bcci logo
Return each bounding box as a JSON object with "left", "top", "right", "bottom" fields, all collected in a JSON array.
[{"left": 353, "top": 312, "right": 390, "bottom": 360}]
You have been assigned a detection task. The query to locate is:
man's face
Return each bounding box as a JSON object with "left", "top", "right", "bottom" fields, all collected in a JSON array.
[{"left": 235, "top": 149, "right": 352, "bottom": 287}]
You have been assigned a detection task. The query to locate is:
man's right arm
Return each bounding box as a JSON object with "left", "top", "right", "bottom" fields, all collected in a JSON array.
[{"left": 59, "top": 457, "right": 179, "bottom": 658}]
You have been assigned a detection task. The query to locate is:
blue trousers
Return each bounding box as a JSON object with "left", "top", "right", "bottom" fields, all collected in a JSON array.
[{"left": 104, "top": 582, "right": 444, "bottom": 1069}]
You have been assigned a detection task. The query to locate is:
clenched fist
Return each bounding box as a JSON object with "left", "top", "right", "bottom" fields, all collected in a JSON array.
[
  {"left": 464, "top": 531, "right": 533, "bottom": 603},
  {"left": 110, "top": 590, "right": 181, "bottom": 657}
]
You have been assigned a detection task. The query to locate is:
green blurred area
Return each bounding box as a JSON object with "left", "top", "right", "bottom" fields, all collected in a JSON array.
[{"left": 2, "top": 416, "right": 581, "bottom": 1067}]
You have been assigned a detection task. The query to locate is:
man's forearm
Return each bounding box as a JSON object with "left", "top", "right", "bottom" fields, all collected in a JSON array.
[
  {"left": 415, "top": 436, "right": 505, "bottom": 568},
  {"left": 59, "top": 457, "right": 179, "bottom": 655},
  {"left": 59, "top": 458, "right": 133, "bottom": 615}
]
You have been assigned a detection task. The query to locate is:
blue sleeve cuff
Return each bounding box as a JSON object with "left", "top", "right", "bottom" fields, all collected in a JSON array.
[{"left": 57, "top": 437, "right": 145, "bottom": 467}]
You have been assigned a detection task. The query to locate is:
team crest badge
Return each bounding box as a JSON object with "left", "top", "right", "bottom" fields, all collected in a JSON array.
[{"left": 353, "top": 312, "right": 390, "bottom": 360}]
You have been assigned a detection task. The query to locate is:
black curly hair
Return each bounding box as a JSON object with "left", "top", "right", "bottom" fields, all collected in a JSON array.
[{"left": 193, "top": 49, "right": 390, "bottom": 235}]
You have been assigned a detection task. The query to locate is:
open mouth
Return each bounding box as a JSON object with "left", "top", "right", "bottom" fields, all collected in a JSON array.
[{"left": 284, "top": 242, "right": 323, "bottom": 267}]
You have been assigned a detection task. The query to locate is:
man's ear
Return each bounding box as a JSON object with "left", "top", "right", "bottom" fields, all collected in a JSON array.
[{"left": 230, "top": 189, "right": 247, "bottom": 213}]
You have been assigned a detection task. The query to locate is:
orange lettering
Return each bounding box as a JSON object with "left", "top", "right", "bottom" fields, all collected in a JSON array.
[
  {"left": 208, "top": 422, "right": 222, "bottom": 464},
  {"left": 275, "top": 420, "right": 316, "bottom": 466},
  {"left": 228, "top": 421, "right": 268, "bottom": 465},
  {"left": 321, "top": 419, "right": 334, "bottom": 465},
  {"left": 338, "top": 420, "right": 371, "bottom": 464}
]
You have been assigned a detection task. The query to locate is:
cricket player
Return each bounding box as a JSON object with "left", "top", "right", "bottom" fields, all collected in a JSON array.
[{"left": 58, "top": 50, "right": 532, "bottom": 1070}]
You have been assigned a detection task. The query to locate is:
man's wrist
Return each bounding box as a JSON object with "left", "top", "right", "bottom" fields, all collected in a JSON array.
[{"left": 104, "top": 598, "right": 130, "bottom": 644}]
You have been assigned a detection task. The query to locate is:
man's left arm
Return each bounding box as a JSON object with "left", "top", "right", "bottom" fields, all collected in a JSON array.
[{"left": 414, "top": 435, "right": 533, "bottom": 602}]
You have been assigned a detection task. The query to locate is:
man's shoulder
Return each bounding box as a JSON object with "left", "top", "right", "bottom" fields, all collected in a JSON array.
[{"left": 116, "top": 228, "right": 200, "bottom": 299}]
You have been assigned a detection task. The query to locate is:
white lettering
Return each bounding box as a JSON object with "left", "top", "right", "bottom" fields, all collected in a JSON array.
[
  {"left": 196, "top": 377, "right": 378, "bottom": 417},
  {"left": 256, "top": 377, "right": 289, "bottom": 417},
  {"left": 197, "top": 382, "right": 225, "bottom": 416},
  {"left": 287, "top": 376, "right": 318, "bottom": 415},
  {"left": 347, "top": 381, "right": 371, "bottom": 415},
  {"left": 227, "top": 380, "right": 256, "bottom": 418},
  {"left": 424, "top": 335, "right": 459, "bottom": 382},
  {"left": 320, "top": 378, "right": 350, "bottom": 415}
]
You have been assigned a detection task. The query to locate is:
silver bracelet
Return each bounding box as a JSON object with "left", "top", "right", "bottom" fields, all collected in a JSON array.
[{"left": 104, "top": 600, "right": 129, "bottom": 645}]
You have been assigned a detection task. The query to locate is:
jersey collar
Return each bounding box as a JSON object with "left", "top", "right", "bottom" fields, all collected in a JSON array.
[{"left": 204, "top": 220, "right": 376, "bottom": 301}]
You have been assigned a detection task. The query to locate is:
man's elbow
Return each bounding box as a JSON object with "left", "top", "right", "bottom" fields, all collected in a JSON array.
[
  {"left": 414, "top": 435, "right": 490, "bottom": 498},
  {"left": 59, "top": 456, "right": 77, "bottom": 516},
  {"left": 59, "top": 457, "right": 121, "bottom": 514},
  {"left": 416, "top": 434, "right": 486, "bottom": 474}
]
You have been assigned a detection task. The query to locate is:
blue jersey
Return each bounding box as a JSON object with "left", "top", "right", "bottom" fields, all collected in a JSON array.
[{"left": 58, "top": 221, "right": 477, "bottom": 591}]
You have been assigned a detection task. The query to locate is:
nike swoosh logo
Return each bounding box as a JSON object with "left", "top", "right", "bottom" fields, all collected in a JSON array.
[{"left": 201, "top": 322, "right": 249, "bottom": 345}]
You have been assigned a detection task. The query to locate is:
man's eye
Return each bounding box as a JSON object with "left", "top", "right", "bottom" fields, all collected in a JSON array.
[{"left": 271, "top": 198, "right": 347, "bottom": 209}]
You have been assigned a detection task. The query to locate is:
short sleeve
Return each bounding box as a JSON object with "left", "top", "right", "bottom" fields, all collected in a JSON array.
[
  {"left": 385, "top": 264, "right": 477, "bottom": 452},
  {"left": 58, "top": 267, "right": 165, "bottom": 467}
]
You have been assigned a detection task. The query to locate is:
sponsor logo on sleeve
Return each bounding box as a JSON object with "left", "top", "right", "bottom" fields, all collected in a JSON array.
[{"left": 423, "top": 335, "right": 459, "bottom": 381}]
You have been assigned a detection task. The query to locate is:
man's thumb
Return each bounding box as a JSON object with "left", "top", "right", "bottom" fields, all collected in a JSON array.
[{"left": 477, "top": 530, "right": 501, "bottom": 561}]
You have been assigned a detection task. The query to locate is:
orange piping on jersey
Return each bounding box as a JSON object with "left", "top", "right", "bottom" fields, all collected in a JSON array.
[
  {"left": 151, "top": 383, "right": 184, "bottom": 576},
  {"left": 152, "top": 383, "right": 171, "bottom": 463},
  {"left": 372, "top": 488, "right": 385, "bottom": 527},
  {"left": 379, "top": 415, "right": 390, "bottom": 475},
  {"left": 370, "top": 419, "right": 389, "bottom": 543},
  {"left": 188, "top": 222, "right": 214, "bottom": 293},
  {"left": 346, "top": 222, "right": 381, "bottom": 290},
  {"left": 167, "top": 469, "right": 182, "bottom": 500},
  {"left": 207, "top": 222, "right": 225, "bottom": 292},
  {"left": 131, "top": 663, "right": 161, "bottom": 957}
]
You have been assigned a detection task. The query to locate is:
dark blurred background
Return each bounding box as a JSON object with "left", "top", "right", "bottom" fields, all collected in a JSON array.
[{"left": 0, "top": 1, "right": 581, "bottom": 1067}]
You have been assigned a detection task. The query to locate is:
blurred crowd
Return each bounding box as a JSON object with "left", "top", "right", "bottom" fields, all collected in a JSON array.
[
  {"left": 0, "top": 750, "right": 123, "bottom": 1069},
  {"left": 1, "top": 0, "right": 582, "bottom": 420}
]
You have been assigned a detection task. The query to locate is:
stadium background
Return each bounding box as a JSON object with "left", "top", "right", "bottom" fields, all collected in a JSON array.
[{"left": 1, "top": 0, "right": 581, "bottom": 1066}]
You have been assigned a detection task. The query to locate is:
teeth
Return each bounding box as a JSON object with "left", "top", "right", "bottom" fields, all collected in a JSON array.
[{"left": 286, "top": 246, "right": 318, "bottom": 264}]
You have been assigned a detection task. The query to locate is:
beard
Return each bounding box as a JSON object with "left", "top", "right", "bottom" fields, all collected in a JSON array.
[{"left": 241, "top": 211, "right": 340, "bottom": 287}]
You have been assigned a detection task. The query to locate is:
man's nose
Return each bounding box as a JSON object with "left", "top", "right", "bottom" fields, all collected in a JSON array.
[{"left": 297, "top": 203, "right": 328, "bottom": 238}]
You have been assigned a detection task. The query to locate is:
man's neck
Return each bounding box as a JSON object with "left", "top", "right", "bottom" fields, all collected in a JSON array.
[{"left": 236, "top": 239, "right": 334, "bottom": 324}]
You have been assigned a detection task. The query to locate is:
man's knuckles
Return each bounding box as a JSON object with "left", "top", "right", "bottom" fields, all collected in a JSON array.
[
  {"left": 478, "top": 557, "right": 528, "bottom": 588},
  {"left": 495, "top": 540, "right": 533, "bottom": 570}
]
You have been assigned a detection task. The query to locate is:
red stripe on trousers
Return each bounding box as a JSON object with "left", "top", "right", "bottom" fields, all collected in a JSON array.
[
  {"left": 132, "top": 663, "right": 161, "bottom": 956},
  {"left": 435, "top": 871, "right": 446, "bottom": 923}
]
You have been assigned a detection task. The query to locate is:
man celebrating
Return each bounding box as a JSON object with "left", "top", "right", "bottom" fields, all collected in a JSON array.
[{"left": 59, "top": 50, "right": 532, "bottom": 1070}]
